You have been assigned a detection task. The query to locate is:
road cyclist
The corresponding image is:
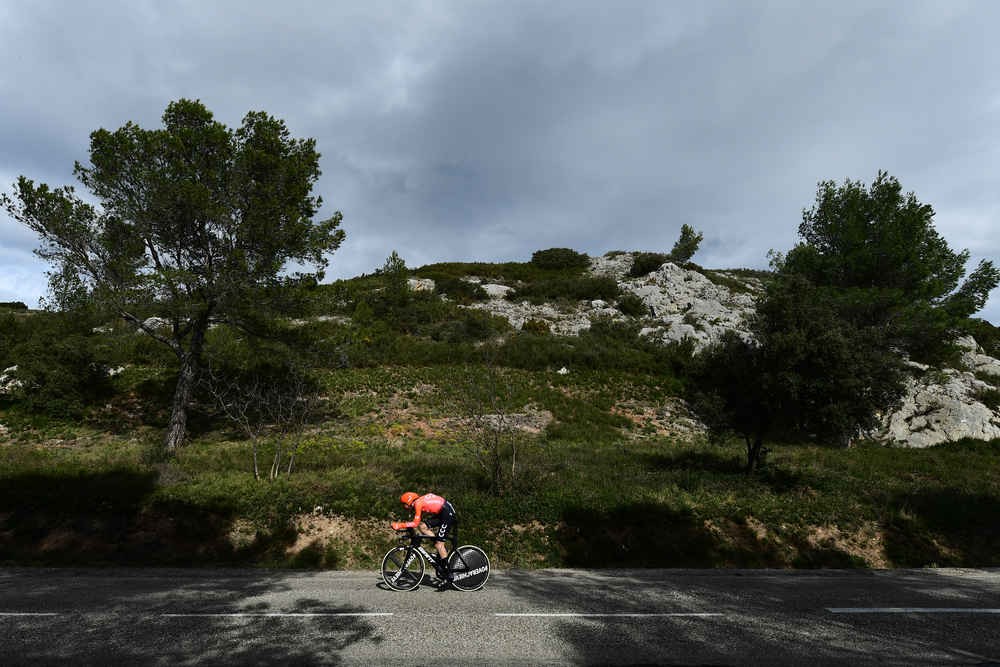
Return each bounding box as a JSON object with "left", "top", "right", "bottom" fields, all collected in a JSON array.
[{"left": 382, "top": 491, "right": 490, "bottom": 591}]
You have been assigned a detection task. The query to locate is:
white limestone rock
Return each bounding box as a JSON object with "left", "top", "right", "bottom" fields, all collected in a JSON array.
[
  {"left": 624, "top": 262, "right": 757, "bottom": 348},
  {"left": 465, "top": 253, "right": 759, "bottom": 350},
  {"left": 0, "top": 366, "right": 22, "bottom": 395},
  {"left": 956, "top": 336, "right": 1000, "bottom": 378},
  {"left": 588, "top": 253, "right": 635, "bottom": 280},
  {"left": 880, "top": 367, "right": 1000, "bottom": 447},
  {"left": 407, "top": 278, "right": 436, "bottom": 292},
  {"left": 481, "top": 284, "right": 513, "bottom": 299}
]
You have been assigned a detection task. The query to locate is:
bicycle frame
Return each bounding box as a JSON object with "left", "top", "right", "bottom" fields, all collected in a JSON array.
[{"left": 400, "top": 529, "right": 458, "bottom": 565}]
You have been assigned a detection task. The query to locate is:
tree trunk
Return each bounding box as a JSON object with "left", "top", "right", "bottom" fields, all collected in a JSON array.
[
  {"left": 163, "top": 317, "right": 208, "bottom": 452},
  {"left": 164, "top": 355, "right": 197, "bottom": 452},
  {"left": 745, "top": 435, "right": 764, "bottom": 474}
]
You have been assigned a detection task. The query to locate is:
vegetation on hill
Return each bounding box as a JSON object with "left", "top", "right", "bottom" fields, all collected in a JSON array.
[
  {"left": 1, "top": 365, "right": 998, "bottom": 568},
  {"left": 2, "top": 100, "right": 998, "bottom": 570}
]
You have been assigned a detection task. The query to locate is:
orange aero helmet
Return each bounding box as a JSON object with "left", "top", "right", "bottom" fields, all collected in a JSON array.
[{"left": 400, "top": 492, "right": 419, "bottom": 507}]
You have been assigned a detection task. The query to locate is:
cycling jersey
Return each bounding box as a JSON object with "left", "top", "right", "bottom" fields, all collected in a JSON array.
[{"left": 391, "top": 493, "right": 454, "bottom": 534}]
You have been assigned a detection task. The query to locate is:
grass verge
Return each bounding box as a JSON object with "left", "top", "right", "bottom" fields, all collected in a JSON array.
[{"left": 1, "top": 366, "right": 998, "bottom": 569}]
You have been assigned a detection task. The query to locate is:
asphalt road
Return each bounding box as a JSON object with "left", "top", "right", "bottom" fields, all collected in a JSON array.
[{"left": 1, "top": 567, "right": 998, "bottom": 665}]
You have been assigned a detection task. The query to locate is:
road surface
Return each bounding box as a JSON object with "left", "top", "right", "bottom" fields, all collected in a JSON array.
[{"left": 1, "top": 567, "right": 998, "bottom": 665}]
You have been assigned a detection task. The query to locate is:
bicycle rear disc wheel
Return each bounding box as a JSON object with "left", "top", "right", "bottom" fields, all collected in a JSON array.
[
  {"left": 381, "top": 546, "right": 425, "bottom": 591},
  {"left": 447, "top": 545, "right": 490, "bottom": 591}
]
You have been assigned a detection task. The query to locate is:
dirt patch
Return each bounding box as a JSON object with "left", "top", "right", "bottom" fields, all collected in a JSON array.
[
  {"left": 285, "top": 512, "right": 389, "bottom": 568},
  {"left": 745, "top": 516, "right": 769, "bottom": 542},
  {"left": 472, "top": 409, "right": 554, "bottom": 435},
  {"left": 805, "top": 523, "right": 888, "bottom": 568},
  {"left": 614, "top": 397, "right": 707, "bottom": 440}
]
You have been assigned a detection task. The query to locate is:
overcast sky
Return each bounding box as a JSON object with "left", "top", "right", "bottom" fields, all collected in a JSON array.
[{"left": 2, "top": 1, "right": 998, "bottom": 322}]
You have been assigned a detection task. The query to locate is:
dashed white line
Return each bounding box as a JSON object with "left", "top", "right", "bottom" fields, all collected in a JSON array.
[
  {"left": 827, "top": 608, "right": 1000, "bottom": 614},
  {"left": 0, "top": 612, "right": 61, "bottom": 617},
  {"left": 494, "top": 612, "right": 724, "bottom": 618},
  {"left": 161, "top": 612, "right": 394, "bottom": 618}
]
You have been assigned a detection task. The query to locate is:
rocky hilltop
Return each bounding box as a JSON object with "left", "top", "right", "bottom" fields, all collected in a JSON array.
[{"left": 418, "top": 251, "right": 1000, "bottom": 448}]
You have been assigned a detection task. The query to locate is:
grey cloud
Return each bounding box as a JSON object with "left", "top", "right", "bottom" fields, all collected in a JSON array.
[{"left": 1, "top": 1, "right": 998, "bottom": 321}]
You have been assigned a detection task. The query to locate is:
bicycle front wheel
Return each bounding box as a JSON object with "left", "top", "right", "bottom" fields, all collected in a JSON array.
[
  {"left": 447, "top": 545, "right": 490, "bottom": 591},
  {"left": 381, "top": 546, "right": 425, "bottom": 591}
]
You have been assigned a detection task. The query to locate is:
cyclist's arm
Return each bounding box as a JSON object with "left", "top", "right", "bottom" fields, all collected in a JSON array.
[{"left": 391, "top": 502, "right": 424, "bottom": 530}]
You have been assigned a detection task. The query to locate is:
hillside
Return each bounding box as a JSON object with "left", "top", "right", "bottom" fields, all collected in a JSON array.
[
  {"left": 407, "top": 251, "right": 1000, "bottom": 448},
  {"left": 1, "top": 250, "right": 999, "bottom": 569}
]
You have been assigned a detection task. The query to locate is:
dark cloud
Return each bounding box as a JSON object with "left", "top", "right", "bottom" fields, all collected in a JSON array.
[{"left": 2, "top": 1, "right": 998, "bottom": 321}]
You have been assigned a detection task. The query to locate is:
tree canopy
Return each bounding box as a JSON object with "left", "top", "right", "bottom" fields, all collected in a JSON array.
[
  {"left": 691, "top": 275, "right": 907, "bottom": 471},
  {"left": 781, "top": 171, "right": 998, "bottom": 360},
  {"left": 2, "top": 99, "right": 345, "bottom": 450},
  {"left": 668, "top": 224, "right": 703, "bottom": 264}
]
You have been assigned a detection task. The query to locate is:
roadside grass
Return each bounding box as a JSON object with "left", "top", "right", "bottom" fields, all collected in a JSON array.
[{"left": 1, "top": 365, "right": 998, "bottom": 569}]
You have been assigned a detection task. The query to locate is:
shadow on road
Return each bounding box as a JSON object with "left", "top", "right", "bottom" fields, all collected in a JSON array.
[
  {"left": 0, "top": 569, "right": 383, "bottom": 665},
  {"left": 500, "top": 568, "right": 1000, "bottom": 665}
]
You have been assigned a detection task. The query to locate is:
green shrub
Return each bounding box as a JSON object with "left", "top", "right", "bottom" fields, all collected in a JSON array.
[
  {"left": 521, "top": 319, "right": 551, "bottom": 335},
  {"left": 617, "top": 293, "right": 648, "bottom": 318},
  {"left": 435, "top": 277, "right": 488, "bottom": 304},
  {"left": 0, "top": 302, "right": 28, "bottom": 312},
  {"left": 630, "top": 252, "right": 669, "bottom": 278},
  {"left": 530, "top": 248, "right": 590, "bottom": 271},
  {"left": 974, "top": 386, "right": 1000, "bottom": 412},
  {"left": 431, "top": 310, "right": 510, "bottom": 343},
  {"left": 7, "top": 329, "right": 113, "bottom": 418},
  {"left": 510, "top": 276, "right": 620, "bottom": 304},
  {"left": 962, "top": 318, "right": 1000, "bottom": 359}
]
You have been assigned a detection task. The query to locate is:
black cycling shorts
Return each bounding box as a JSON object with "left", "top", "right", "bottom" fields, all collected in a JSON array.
[{"left": 423, "top": 501, "right": 456, "bottom": 541}]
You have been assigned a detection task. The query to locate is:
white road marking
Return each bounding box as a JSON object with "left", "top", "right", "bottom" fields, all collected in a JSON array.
[
  {"left": 161, "top": 612, "right": 394, "bottom": 618},
  {"left": 494, "top": 612, "right": 723, "bottom": 618},
  {"left": 0, "top": 612, "right": 61, "bottom": 617},
  {"left": 827, "top": 608, "right": 1000, "bottom": 614}
]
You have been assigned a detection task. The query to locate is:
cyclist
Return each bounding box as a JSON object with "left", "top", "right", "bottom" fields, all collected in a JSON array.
[{"left": 391, "top": 492, "right": 456, "bottom": 579}]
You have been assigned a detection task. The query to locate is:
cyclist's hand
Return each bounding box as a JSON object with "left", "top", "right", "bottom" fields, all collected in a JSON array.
[{"left": 390, "top": 521, "right": 406, "bottom": 531}]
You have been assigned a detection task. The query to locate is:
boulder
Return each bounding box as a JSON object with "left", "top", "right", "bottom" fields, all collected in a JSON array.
[
  {"left": 879, "top": 367, "right": 1000, "bottom": 447},
  {"left": 407, "top": 278, "right": 436, "bottom": 292},
  {"left": 0, "top": 366, "right": 22, "bottom": 395},
  {"left": 481, "top": 284, "right": 513, "bottom": 299}
]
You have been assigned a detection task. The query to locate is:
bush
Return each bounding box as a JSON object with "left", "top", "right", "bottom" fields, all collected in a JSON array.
[
  {"left": 510, "top": 276, "right": 620, "bottom": 304},
  {"left": 974, "top": 387, "right": 1000, "bottom": 412},
  {"left": 961, "top": 318, "right": 1000, "bottom": 359},
  {"left": 530, "top": 248, "right": 590, "bottom": 271},
  {"left": 435, "top": 277, "right": 488, "bottom": 304},
  {"left": 6, "top": 316, "right": 113, "bottom": 418},
  {"left": 617, "top": 293, "right": 648, "bottom": 318},
  {"left": 521, "top": 319, "right": 551, "bottom": 335},
  {"left": 629, "top": 253, "right": 669, "bottom": 278},
  {"left": 431, "top": 310, "right": 510, "bottom": 343},
  {"left": 0, "top": 302, "right": 28, "bottom": 312}
]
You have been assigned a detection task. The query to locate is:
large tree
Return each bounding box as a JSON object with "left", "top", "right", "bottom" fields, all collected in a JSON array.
[
  {"left": 691, "top": 276, "right": 906, "bottom": 471},
  {"left": 2, "top": 99, "right": 344, "bottom": 450},
  {"left": 782, "top": 171, "right": 999, "bottom": 360}
]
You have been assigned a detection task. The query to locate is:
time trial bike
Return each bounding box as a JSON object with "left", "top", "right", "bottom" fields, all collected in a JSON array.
[{"left": 381, "top": 528, "right": 490, "bottom": 592}]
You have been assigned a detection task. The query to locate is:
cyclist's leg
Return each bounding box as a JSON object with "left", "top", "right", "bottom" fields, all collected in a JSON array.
[{"left": 433, "top": 504, "right": 457, "bottom": 563}]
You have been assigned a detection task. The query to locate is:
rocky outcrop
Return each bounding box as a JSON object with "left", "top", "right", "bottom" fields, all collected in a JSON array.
[
  {"left": 880, "top": 365, "right": 1000, "bottom": 447},
  {"left": 958, "top": 335, "right": 1000, "bottom": 378},
  {"left": 0, "top": 366, "right": 22, "bottom": 395},
  {"left": 622, "top": 262, "right": 757, "bottom": 347},
  {"left": 456, "top": 251, "right": 1000, "bottom": 448},
  {"left": 464, "top": 252, "right": 759, "bottom": 346}
]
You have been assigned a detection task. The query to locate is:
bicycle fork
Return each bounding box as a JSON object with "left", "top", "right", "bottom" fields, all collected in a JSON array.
[{"left": 390, "top": 549, "right": 420, "bottom": 585}]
